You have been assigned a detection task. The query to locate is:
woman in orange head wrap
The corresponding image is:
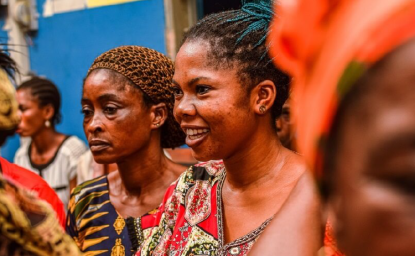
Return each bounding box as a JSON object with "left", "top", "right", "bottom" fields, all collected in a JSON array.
[{"left": 257, "top": 0, "right": 415, "bottom": 255}]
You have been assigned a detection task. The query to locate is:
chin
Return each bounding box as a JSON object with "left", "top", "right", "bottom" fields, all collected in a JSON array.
[
  {"left": 91, "top": 154, "right": 118, "bottom": 165},
  {"left": 191, "top": 148, "right": 222, "bottom": 163}
]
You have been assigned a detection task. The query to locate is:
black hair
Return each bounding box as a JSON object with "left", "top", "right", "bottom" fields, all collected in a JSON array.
[
  {"left": 18, "top": 77, "right": 62, "bottom": 126},
  {"left": 181, "top": 0, "right": 290, "bottom": 121}
]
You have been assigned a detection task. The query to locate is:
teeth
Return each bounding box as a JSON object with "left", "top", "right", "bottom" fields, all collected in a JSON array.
[{"left": 186, "top": 128, "right": 209, "bottom": 136}]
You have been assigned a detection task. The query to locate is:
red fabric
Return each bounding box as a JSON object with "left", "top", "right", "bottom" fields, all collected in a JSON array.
[{"left": 0, "top": 157, "right": 65, "bottom": 228}]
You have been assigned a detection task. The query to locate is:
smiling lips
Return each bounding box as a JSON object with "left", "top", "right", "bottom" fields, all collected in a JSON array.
[{"left": 185, "top": 128, "right": 209, "bottom": 140}]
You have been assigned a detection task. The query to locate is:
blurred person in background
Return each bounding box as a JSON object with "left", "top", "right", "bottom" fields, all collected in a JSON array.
[
  {"left": 14, "top": 77, "right": 87, "bottom": 210},
  {"left": 134, "top": 1, "right": 321, "bottom": 255},
  {"left": 0, "top": 47, "right": 81, "bottom": 255},
  {"left": 67, "top": 46, "right": 186, "bottom": 255},
  {"left": 255, "top": 0, "right": 415, "bottom": 255},
  {"left": 0, "top": 54, "right": 65, "bottom": 228},
  {"left": 275, "top": 97, "right": 297, "bottom": 151}
]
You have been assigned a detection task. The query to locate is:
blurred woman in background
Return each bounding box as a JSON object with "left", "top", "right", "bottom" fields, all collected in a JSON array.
[
  {"left": 263, "top": 0, "right": 415, "bottom": 255},
  {"left": 0, "top": 46, "right": 81, "bottom": 255},
  {"left": 14, "top": 77, "right": 87, "bottom": 209}
]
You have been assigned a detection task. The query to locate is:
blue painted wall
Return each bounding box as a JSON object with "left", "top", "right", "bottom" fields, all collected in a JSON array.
[{"left": 1, "top": 0, "right": 167, "bottom": 161}]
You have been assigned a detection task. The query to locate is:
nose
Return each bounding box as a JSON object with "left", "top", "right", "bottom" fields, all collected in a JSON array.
[
  {"left": 85, "top": 113, "right": 104, "bottom": 135},
  {"left": 174, "top": 95, "right": 197, "bottom": 122},
  {"left": 275, "top": 118, "right": 282, "bottom": 132}
]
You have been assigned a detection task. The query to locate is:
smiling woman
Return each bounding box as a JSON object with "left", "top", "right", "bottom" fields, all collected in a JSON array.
[
  {"left": 134, "top": 1, "right": 321, "bottom": 255},
  {"left": 66, "top": 46, "right": 186, "bottom": 255}
]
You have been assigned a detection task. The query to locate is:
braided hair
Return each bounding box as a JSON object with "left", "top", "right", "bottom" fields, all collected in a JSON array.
[
  {"left": 18, "top": 77, "right": 62, "bottom": 126},
  {"left": 182, "top": 0, "right": 290, "bottom": 120}
]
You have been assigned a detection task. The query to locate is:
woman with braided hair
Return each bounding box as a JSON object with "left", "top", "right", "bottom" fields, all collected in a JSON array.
[
  {"left": 133, "top": 1, "right": 321, "bottom": 255},
  {"left": 15, "top": 77, "right": 88, "bottom": 210},
  {"left": 66, "top": 46, "right": 186, "bottom": 255}
]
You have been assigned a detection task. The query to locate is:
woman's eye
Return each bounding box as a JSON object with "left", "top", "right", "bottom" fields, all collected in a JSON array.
[
  {"left": 104, "top": 106, "right": 117, "bottom": 115},
  {"left": 81, "top": 108, "right": 93, "bottom": 118},
  {"left": 172, "top": 87, "right": 183, "bottom": 97},
  {"left": 388, "top": 173, "right": 415, "bottom": 195},
  {"left": 196, "top": 85, "right": 210, "bottom": 95}
]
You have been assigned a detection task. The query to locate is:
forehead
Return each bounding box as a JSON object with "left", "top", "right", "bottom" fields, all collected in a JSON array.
[
  {"left": 174, "top": 40, "right": 239, "bottom": 83},
  {"left": 17, "top": 88, "right": 37, "bottom": 103},
  {"left": 83, "top": 69, "right": 140, "bottom": 100},
  {"left": 358, "top": 39, "right": 415, "bottom": 135},
  {"left": 83, "top": 69, "right": 134, "bottom": 94},
  {"left": 336, "top": 40, "right": 415, "bottom": 172}
]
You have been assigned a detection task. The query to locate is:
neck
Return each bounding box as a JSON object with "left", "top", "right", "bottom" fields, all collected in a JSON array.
[
  {"left": 116, "top": 138, "right": 171, "bottom": 196},
  {"left": 31, "top": 128, "right": 60, "bottom": 154},
  {"left": 223, "top": 124, "right": 284, "bottom": 190}
]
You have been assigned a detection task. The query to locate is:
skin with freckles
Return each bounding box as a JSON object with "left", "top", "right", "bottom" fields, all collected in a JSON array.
[
  {"left": 173, "top": 40, "right": 321, "bottom": 254},
  {"left": 328, "top": 40, "right": 415, "bottom": 256},
  {"left": 82, "top": 69, "right": 185, "bottom": 218}
]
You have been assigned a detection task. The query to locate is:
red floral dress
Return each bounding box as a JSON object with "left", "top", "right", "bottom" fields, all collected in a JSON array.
[{"left": 134, "top": 160, "right": 273, "bottom": 256}]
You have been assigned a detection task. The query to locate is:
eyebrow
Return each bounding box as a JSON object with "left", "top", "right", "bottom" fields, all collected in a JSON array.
[
  {"left": 368, "top": 132, "right": 415, "bottom": 165},
  {"left": 81, "top": 93, "right": 122, "bottom": 104},
  {"left": 173, "top": 76, "right": 211, "bottom": 87}
]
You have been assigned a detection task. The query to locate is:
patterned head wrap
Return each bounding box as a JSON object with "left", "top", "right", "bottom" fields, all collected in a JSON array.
[
  {"left": 88, "top": 46, "right": 185, "bottom": 148},
  {"left": 269, "top": 0, "right": 415, "bottom": 180},
  {"left": 0, "top": 67, "right": 19, "bottom": 131}
]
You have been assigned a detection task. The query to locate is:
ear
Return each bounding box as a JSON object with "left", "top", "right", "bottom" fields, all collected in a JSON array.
[
  {"left": 150, "top": 102, "right": 168, "bottom": 130},
  {"left": 41, "top": 104, "right": 55, "bottom": 121},
  {"left": 250, "top": 80, "right": 277, "bottom": 115}
]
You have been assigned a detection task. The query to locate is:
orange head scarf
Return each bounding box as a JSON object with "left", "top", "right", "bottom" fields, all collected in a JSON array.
[{"left": 268, "top": 0, "right": 415, "bottom": 181}]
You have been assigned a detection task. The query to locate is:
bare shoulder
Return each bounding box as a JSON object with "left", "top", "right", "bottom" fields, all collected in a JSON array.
[
  {"left": 282, "top": 147, "right": 319, "bottom": 214},
  {"left": 282, "top": 147, "right": 309, "bottom": 174},
  {"left": 248, "top": 149, "right": 322, "bottom": 256}
]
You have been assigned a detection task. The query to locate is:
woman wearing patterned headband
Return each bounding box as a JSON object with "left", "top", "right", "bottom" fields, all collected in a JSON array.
[
  {"left": 66, "top": 46, "right": 186, "bottom": 255},
  {"left": 266, "top": 0, "right": 415, "bottom": 255},
  {"left": 133, "top": 1, "right": 321, "bottom": 255}
]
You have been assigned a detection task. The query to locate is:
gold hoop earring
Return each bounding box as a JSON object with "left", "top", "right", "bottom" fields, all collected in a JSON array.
[
  {"left": 45, "top": 120, "right": 51, "bottom": 128},
  {"left": 259, "top": 105, "right": 266, "bottom": 114}
]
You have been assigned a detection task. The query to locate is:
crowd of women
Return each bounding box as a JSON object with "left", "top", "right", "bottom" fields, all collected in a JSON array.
[{"left": 0, "top": 0, "right": 414, "bottom": 255}]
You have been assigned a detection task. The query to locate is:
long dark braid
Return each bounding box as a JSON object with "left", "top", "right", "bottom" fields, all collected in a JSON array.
[{"left": 182, "top": 0, "right": 290, "bottom": 119}]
